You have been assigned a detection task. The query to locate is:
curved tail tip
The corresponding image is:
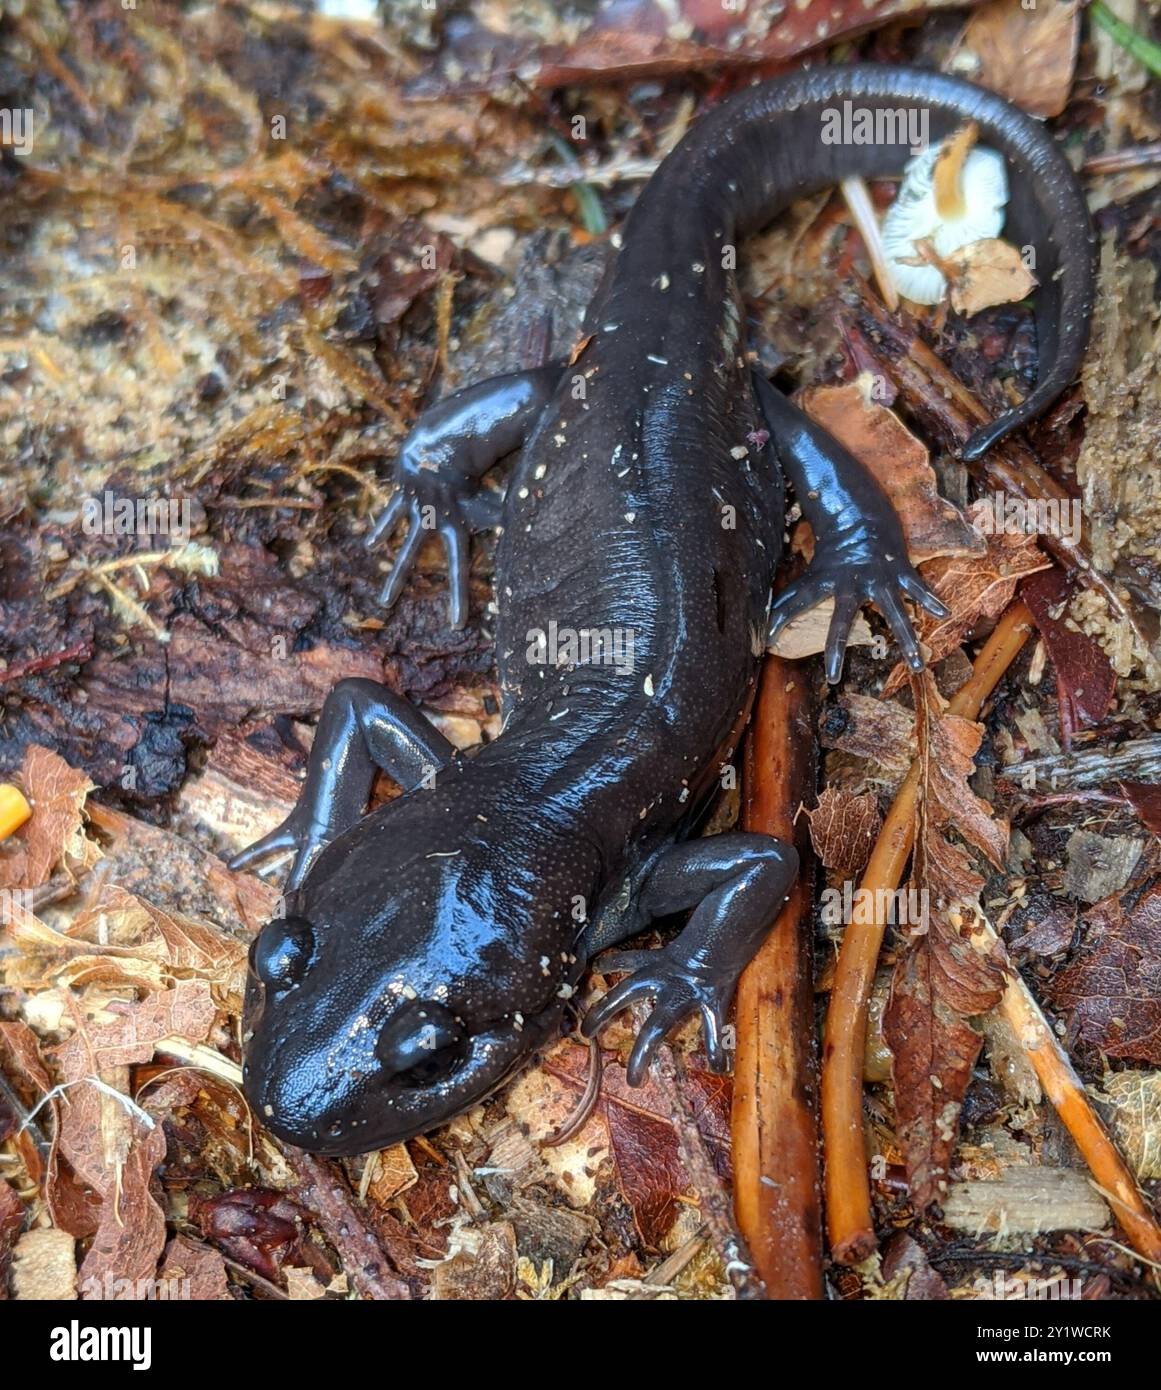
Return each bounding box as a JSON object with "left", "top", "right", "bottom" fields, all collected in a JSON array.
[{"left": 961, "top": 419, "right": 1010, "bottom": 462}]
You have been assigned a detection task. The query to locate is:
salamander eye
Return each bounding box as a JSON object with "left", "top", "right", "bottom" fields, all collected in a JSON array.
[
  {"left": 250, "top": 917, "right": 315, "bottom": 991},
  {"left": 377, "top": 1000, "right": 468, "bottom": 1088}
]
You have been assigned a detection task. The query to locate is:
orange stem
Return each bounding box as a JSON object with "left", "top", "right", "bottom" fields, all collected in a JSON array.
[{"left": 733, "top": 657, "right": 824, "bottom": 1298}]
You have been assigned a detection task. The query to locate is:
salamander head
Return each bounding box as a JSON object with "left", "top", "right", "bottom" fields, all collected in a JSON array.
[{"left": 241, "top": 802, "right": 591, "bottom": 1156}]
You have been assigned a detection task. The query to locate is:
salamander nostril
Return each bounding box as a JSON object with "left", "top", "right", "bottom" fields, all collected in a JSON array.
[
  {"left": 376, "top": 1000, "right": 468, "bottom": 1087},
  {"left": 251, "top": 916, "right": 315, "bottom": 992}
]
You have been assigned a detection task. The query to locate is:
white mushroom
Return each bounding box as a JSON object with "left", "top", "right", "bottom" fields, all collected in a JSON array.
[{"left": 881, "top": 125, "right": 1009, "bottom": 306}]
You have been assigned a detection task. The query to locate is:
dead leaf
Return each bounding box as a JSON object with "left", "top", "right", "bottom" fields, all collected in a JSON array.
[
  {"left": 52, "top": 981, "right": 218, "bottom": 1201},
  {"left": 191, "top": 1188, "right": 319, "bottom": 1287},
  {"left": 430, "top": 1222, "right": 517, "bottom": 1301},
  {"left": 1100, "top": 1071, "right": 1161, "bottom": 1180},
  {"left": 1023, "top": 567, "right": 1116, "bottom": 741},
  {"left": 801, "top": 381, "right": 984, "bottom": 563},
  {"left": 1122, "top": 783, "right": 1161, "bottom": 838},
  {"left": 807, "top": 787, "right": 882, "bottom": 876},
  {"left": 883, "top": 672, "right": 1008, "bottom": 1212},
  {"left": 880, "top": 1231, "right": 949, "bottom": 1299},
  {"left": 948, "top": 0, "right": 1080, "bottom": 118},
  {"left": 1050, "top": 880, "right": 1161, "bottom": 1065},
  {"left": 883, "top": 499, "right": 1050, "bottom": 695},
  {"left": 0, "top": 1180, "right": 23, "bottom": 1298},
  {"left": 539, "top": 1041, "right": 732, "bottom": 1249},
  {"left": 0, "top": 746, "right": 94, "bottom": 891},
  {"left": 819, "top": 694, "right": 916, "bottom": 783},
  {"left": 158, "top": 1234, "right": 232, "bottom": 1301},
  {"left": 944, "top": 237, "right": 1037, "bottom": 315},
  {"left": 77, "top": 1120, "right": 168, "bottom": 1300},
  {"left": 910, "top": 670, "right": 1009, "bottom": 907}
]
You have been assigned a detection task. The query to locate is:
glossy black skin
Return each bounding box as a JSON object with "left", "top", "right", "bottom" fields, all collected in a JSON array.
[{"left": 233, "top": 66, "right": 1094, "bottom": 1156}]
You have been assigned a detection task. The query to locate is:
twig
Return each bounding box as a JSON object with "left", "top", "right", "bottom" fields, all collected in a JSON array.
[
  {"left": 822, "top": 600, "right": 1035, "bottom": 1263},
  {"left": 653, "top": 1043, "right": 761, "bottom": 1298},
  {"left": 0, "top": 640, "right": 91, "bottom": 686},
  {"left": 733, "top": 656, "right": 824, "bottom": 1298},
  {"left": 1083, "top": 142, "right": 1161, "bottom": 176},
  {"left": 287, "top": 1148, "right": 412, "bottom": 1300},
  {"left": 969, "top": 917, "right": 1161, "bottom": 1269}
]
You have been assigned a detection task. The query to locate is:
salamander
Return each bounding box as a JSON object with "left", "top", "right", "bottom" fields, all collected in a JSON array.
[{"left": 231, "top": 64, "right": 1095, "bottom": 1155}]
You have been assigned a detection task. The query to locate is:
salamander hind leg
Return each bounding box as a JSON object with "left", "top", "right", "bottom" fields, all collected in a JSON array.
[
  {"left": 752, "top": 372, "right": 948, "bottom": 684},
  {"left": 228, "top": 678, "right": 455, "bottom": 889},
  {"left": 581, "top": 832, "right": 798, "bottom": 1083},
  {"left": 368, "top": 365, "right": 562, "bottom": 628}
]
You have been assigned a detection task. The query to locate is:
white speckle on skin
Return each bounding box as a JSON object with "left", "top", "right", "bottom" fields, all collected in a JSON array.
[
  {"left": 624, "top": 511, "right": 636, "bottom": 523},
  {"left": 644, "top": 674, "right": 654, "bottom": 696},
  {"left": 730, "top": 445, "right": 748, "bottom": 459},
  {"left": 654, "top": 272, "right": 670, "bottom": 290}
]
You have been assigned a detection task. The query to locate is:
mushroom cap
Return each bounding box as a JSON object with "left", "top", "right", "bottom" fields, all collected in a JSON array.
[{"left": 881, "top": 143, "right": 1009, "bottom": 305}]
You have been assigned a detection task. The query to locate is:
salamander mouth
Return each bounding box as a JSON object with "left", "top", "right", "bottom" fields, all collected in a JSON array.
[{"left": 244, "top": 999, "right": 568, "bottom": 1157}]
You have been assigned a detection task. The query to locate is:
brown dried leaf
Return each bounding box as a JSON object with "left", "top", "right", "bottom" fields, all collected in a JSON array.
[
  {"left": 882, "top": 500, "right": 1050, "bottom": 694},
  {"left": 949, "top": 0, "right": 1080, "bottom": 118},
  {"left": 1023, "top": 567, "right": 1116, "bottom": 738},
  {"left": 0, "top": 746, "right": 94, "bottom": 891},
  {"left": 77, "top": 1121, "right": 168, "bottom": 1300},
  {"left": 819, "top": 694, "right": 915, "bottom": 783},
  {"left": 540, "top": 1041, "right": 731, "bottom": 1248},
  {"left": 158, "top": 1235, "right": 232, "bottom": 1301},
  {"left": 1050, "top": 880, "right": 1161, "bottom": 1065},
  {"left": 911, "top": 670, "right": 1009, "bottom": 907},
  {"left": 53, "top": 981, "right": 217, "bottom": 1200},
  {"left": 430, "top": 1222, "right": 517, "bottom": 1301},
  {"left": 9, "top": 885, "right": 247, "bottom": 1012},
  {"left": 0, "top": 1179, "right": 23, "bottom": 1298},
  {"left": 945, "top": 237, "right": 1037, "bottom": 316},
  {"left": 800, "top": 382, "right": 984, "bottom": 563},
  {"left": 807, "top": 786, "right": 882, "bottom": 876},
  {"left": 884, "top": 671, "right": 1008, "bottom": 1212},
  {"left": 885, "top": 914, "right": 1006, "bottom": 1212},
  {"left": 1100, "top": 1071, "right": 1161, "bottom": 1181}
]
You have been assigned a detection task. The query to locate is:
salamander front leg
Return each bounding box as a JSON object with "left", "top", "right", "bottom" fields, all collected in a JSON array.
[
  {"left": 752, "top": 372, "right": 947, "bottom": 683},
  {"left": 581, "top": 832, "right": 798, "bottom": 1083},
  {"left": 228, "top": 677, "right": 455, "bottom": 889},
  {"left": 369, "top": 365, "right": 563, "bottom": 628}
]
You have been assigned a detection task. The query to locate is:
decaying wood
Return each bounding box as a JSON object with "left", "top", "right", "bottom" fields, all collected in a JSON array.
[
  {"left": 942, "top": 1168, "right": 1110, "bottom": 1236},
  {"left": 1000, "top": 735, "right": 1161, "bottom": 791},
  {"left": 732, "top": 657, "right": 824, "bottom": 1299}
]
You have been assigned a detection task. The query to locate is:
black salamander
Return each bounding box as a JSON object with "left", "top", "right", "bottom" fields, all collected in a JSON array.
[{"left": 231, "top": 65, "right": 1095, "bottom": 1155}]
